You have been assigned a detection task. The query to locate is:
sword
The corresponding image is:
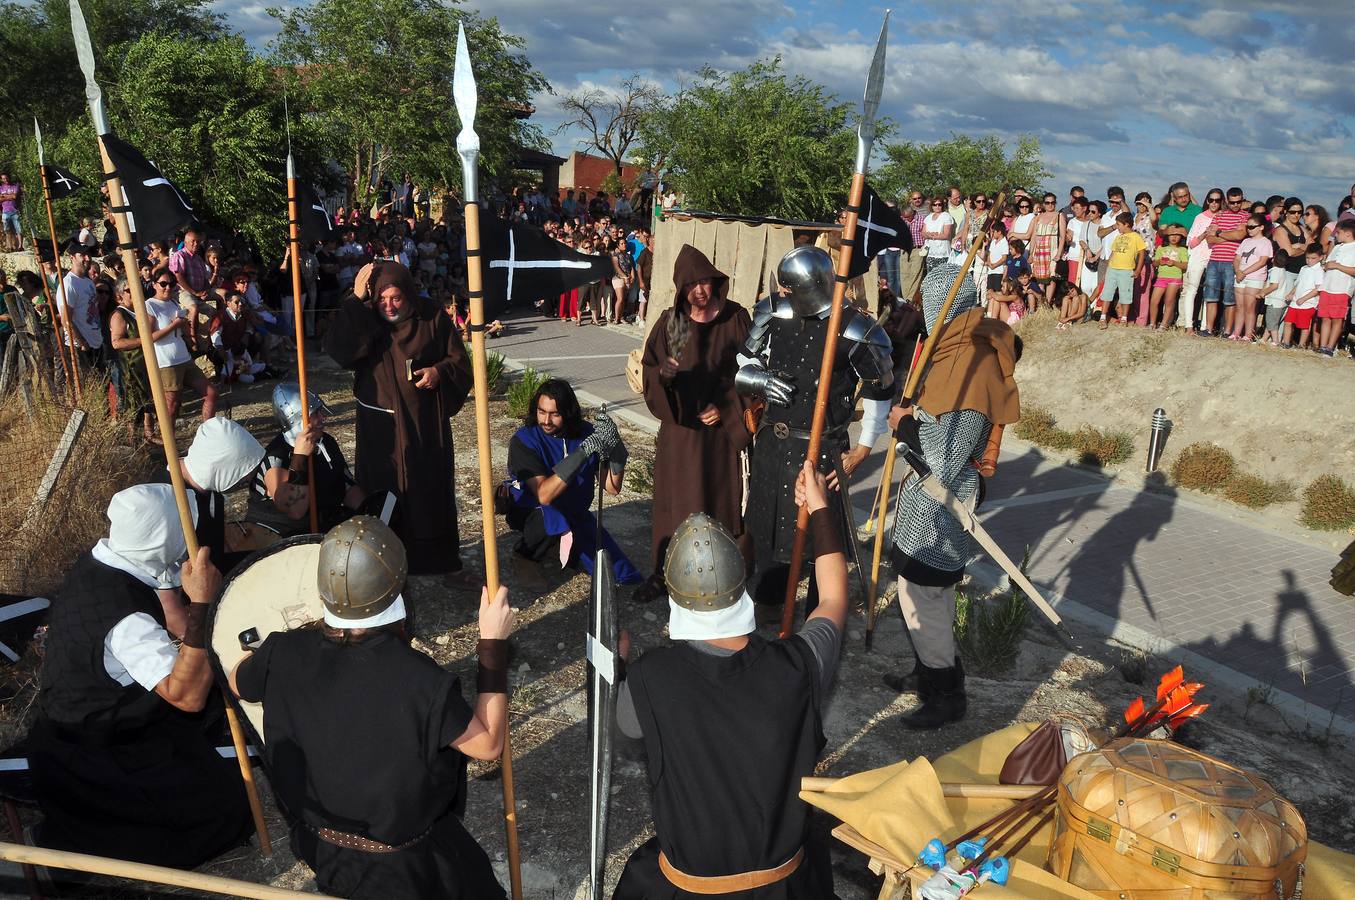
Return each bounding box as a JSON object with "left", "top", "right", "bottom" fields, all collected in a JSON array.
[
  {"left": 830, "top": 453, "right": 872, "bottom": 607},
  {"left": 897, "top": 444, "right": 1079, "bottom": 651},
  {"left": 586, "top": 405, "right": 620, "bottom": 899}
]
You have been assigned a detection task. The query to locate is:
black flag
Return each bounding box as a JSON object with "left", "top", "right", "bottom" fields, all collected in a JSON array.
[
  {"left": 480, "top": 215, "right": 614, "bottom": 315},
  {"left": 848, "top": 182, "right": 912, "bottom": 279},
  {"left": 101, "top": 132, "right": 197, "bottom": 247},
  {"left": 297, "top": 181, "right": 335, "bottom": 243},
  {"left": 42, "top": 164, "right": 84, "bottom": 200}
]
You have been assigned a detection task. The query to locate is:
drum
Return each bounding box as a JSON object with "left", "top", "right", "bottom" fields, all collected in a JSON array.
[
  {"left": 222, "top": 520, "right": 283, "bottom": 554},
  {"left": 208, "top": 535, "right": 324, "bottom": 741}
]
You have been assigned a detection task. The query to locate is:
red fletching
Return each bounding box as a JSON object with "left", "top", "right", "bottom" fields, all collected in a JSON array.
[
  {"left": 1124, "top": 696, "right": 1146, "bottom": 726},
  {"left": 1156, "top": 686, "right": 1192, "bottom": 722},
  {"left": 1168, "top": 704, "right": 1209, "bottom": 729},
  {"left": 1156, "top": 665, "right": 1184, "bottom": 702},
  {"left": 1182, "top": 682, "right": 1204, "bottom": 697}
]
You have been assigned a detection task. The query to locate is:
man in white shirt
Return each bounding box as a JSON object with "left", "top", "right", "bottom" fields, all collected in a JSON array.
[
  {"left": 614, "top": 191, "right": 634, "bottom": 221},
  {"left": 60, "top": 247, "right": 103, "bottom": 366},
  {"left": 336, "top": 230, "right": 366, "bottom": 290}
]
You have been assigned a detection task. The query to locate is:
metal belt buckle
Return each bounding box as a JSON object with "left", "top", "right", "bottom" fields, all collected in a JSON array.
[{"left": 773, "top": 422, "right": 790, "bottom": 439}]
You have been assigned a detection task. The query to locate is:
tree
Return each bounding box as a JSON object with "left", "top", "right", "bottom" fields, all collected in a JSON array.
[
  {"left": 558, "top": 75, "right": 660, "bottom": 179},
  {"left": 875, "top": 133, "right": 1050, "bottom": 201},
  {"left": 270, "top": 0, "right": 548, "bottom": 210},
  {"left": 635, "top": 59, "right": 861, "bottom": 222}
]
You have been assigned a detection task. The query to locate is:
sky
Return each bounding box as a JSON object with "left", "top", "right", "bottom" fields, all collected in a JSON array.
[{"left": 219, "top": 0, "right": 1355, "bottom": 208}]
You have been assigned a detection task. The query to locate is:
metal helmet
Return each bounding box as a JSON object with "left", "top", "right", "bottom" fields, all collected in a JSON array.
[
  {"left": 273, "top": 382, "right": 334, "bottom": 444},
  {"left": 776, "top": 246, "right": 834, "bottom": 318},
  {"left": 317, "top": 516, "right": 408, "bottom": 623},
  {"left": 664, "top": 513, "right": 746, "bottom": 612}
]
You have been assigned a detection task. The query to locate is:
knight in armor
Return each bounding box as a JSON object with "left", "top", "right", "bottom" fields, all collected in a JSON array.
[
  {"left": 502, "top": 377, "right": 642, "bottom": 586},
  {"left": 613, "top": 463, "right": 846, "bottom": 898},
  {"left": 229, "top": 516, "right": 514, "bottom": 899},
  {"left": 248, "top": 382, "right": 384, "bottom": 536},
  {"left": 736, "top": 246, "right": 895, "bottom": 606},
  {"left": 883, "top": 260, "right": 1020, "bottom": 729},
  {"left": 29, "top": 484, "right": 253, "bottom": 869}
]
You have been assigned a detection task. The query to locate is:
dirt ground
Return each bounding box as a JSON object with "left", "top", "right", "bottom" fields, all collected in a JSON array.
[{"left": 5, "top": 345, "right": 1355, "bottom": 899}]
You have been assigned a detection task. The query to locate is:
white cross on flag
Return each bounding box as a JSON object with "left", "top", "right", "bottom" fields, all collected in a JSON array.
[
  {"left": 101, "top": 132, "right": 197, "bottom": 247},
  {"left": 42, "top": 164, "right": 84, "bottom": 201},
  {"left": 480, "top": 215, "right": 614, "bottom": 316},
  {"left": 848, "top": 181, "right": 912, "bottom": 279}
]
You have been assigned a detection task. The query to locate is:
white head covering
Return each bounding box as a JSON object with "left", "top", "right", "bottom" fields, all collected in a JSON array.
[
  {"left": 322, "top": 593, "right": 407, "bottom": 630},
  {"left": 183, "top": 418, "right": 265, "bottom": 493},
  {"left": 667, "top": 589, "right": 757, "bottom": 642},
  {"left": 91, "top": 483, "right": 199, "bottom": 589}
]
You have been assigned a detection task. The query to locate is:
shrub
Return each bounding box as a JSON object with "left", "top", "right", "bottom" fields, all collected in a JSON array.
[
  {"left": 1223, "top": 473, "right": 1296, "bottom": 509},
  {"left": 506, "top": 366, "right": 549, "bottom": 420},
  {"left": 954, "top": 548, "right": 1031, "bottom": 675},
  {"left": 1300, "top": 474, "right": 1355, "bottom": 531},
  {"left": 1070, "top": 426, "right": 1133, "bottom": 468},
  {"left": 1171, "top": 442, "right": 1236, "bottom": 493},
  {"left": 1014, "top": 405, "right": 1059, "bottom": 446},
  {"left": 484, "top": 351, "right": 507, "bottom": 396}
]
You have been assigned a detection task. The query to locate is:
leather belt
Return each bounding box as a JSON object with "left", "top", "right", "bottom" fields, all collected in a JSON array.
[
  {"left": 658, "top": 847, "right": 804, "bottom": 894},
  {"left": 764, "top": 422, "right": 848, "bottom": 441},
  {"left": 313, "top": 823, "right": 432, "bottom": 854}
]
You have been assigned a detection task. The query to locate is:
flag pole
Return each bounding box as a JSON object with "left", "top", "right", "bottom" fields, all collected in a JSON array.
[
  {"left": 34, "top": 121, "right": 82, "bottom": 404},
  {"left": 69, "top": 0, "right": 272, "bottom": 856},
  {"left": 286, "top": 151, "right": 319, "bottom": 533},
  {"left": 779, "top": 11, "right": 891, "bottom": 639},
  {"left": 27, "top": 226, "right": 75, "bottom": 404},
  {"left": 453, "top": 25, "right": 524, "bottom": 900}
]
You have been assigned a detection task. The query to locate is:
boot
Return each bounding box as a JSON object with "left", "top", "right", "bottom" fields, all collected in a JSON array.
[
  {"left": 900, "top": 660, "right": 967, "bottom": 730},
  {"left": 882, "top": 661, "right": 920, "bottom": 693}
]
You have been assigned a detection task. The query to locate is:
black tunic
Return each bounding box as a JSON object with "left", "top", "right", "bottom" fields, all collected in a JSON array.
[
  {"left": 248, "top": 433, "right": 356, "bottom": 535},
  {"left": 234, "top": 628, "right": 503, "bottom": 899},
  {"left": 30, "top": 554, "right": 252, "bottom": 868},
  {"left": 613, "top": 635, "right": 832, "bottom": 899}
]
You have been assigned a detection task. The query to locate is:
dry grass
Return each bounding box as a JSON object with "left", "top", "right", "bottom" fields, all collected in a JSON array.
[
  {"left": 1300, "top": 474, "right": 1355, "bottom": 531},
  {"left": 1170, "top": 442, "right": 1236, "bottom": 493},
  {"left": 1014, "top": 405, "right": 1132, "bottom": 467},
  {"left": 1223, "top": 473, "right": 1296, "bottom": 509},
  {"left": 1013, "top": 404, "right": 1061, "bottom": 446}
]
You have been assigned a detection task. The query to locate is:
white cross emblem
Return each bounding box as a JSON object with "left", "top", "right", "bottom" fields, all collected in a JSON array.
[
  {"left": 51, "top": 170, "right": 78, "bottom": 192},
  {"left": 857, "top": 195, "right": 898, "bottom": 253},
  {"left": 489, "top": 227, "right": 592, "bottom": 300},
  {"left": 312, "top": 202, "right": 331, "bottom": 231},
  {"left": 143, "top": 176, "right": 193, "bottom": 212}
]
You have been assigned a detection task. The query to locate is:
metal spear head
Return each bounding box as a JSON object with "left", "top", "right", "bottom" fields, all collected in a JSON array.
[
  {"left": 34, "top": 118, "right": 44, "bottom": 166},
  {"left": 855, "top": 9, "right": 890, "bottom": 174},
  {"left": 452, "top": 22, "right": 481, "bottom": 204},
  {"left": 69, "top": 0, "right": 109, "bottom": 135}
]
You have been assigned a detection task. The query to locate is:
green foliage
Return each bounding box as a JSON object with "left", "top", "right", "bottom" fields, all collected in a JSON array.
[
  {"left": 506, "top": 366, "right": 548, "bottom": 420},
  {"left": 954, "top": 549, "right": 1031, "bottom": 675},
  {"left": 600, "top": 171, "right": 630, "bottom": 198},
  {"left": 1013, "top": 405, "right": 1061, "bottom": 446},
  {"left": 1223, "top": 473, "right": 1295, "bottom": 509},
  {"left": 626, "top": 453, "right": 655, "bottom": 494},
  {"left": 1171, "top": 442, "right": 1236, "bottom": 493},
  {"left": 1014, "top": 406, "right": 1132, "bottom": 467},
  {"left": 875, "top": 133, "right": 1051, "bottom": 201},
  {"left": 271, "top": 0, "right": 548, "bottom": 208},
  {"left": 483, "top": 351, "right": 506, "bottom": 396},
  {"left": 636, "top": 58, "right": 868, "bottom": 221},
  {"left": 1300, "top": 474, "right": 1355, "bottom": 531}
]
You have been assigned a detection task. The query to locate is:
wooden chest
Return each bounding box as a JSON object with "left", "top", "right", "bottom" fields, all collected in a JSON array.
[{"left": 1046, "top": 739, "right": 1306, "bottom": 899}]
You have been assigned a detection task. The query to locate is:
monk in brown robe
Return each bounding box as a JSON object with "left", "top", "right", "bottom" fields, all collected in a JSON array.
[
  {"left": 325, "top": 262, "right": 473, "bottom": 577},
  {"left": 636, "top": 245, "right": 750, "bottom": 603}
]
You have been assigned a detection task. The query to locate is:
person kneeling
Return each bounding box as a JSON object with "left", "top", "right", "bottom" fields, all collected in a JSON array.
[
  {"left": 229, "top": 517, "right": 512, "bottom": 899},
  {"left": 612, "top": 463, "right": 845, "bottom": 898}
]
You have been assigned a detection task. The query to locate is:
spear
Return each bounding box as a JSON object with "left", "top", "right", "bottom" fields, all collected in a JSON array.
[
  {"left": 69, "top": 0, "right": 272, "bottom": 856},
  {"left": 33, "top": 118, "right": 82, "bottom": 404},
  {"left": 284, "top": 109, "right": 319, "bottom": 533},
  {"left": 453, "top": 24, "right": 524, "bottom": 900},
  {"left": 779, "top": 10, "right": 891, "bottom": 639}
]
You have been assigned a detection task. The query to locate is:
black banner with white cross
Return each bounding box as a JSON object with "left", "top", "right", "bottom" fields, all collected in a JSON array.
[
  {"left": 101, "top": 132, "right": 197, "bottom": 248},
  {"left": 479, "top": 214, "right": 614, "bottom": 315},
  {"left": 296, "top": 180, "right": 335, "bottom": 244},
  {"left": 848, "top": 181, "right": 912, "bottom": 279},
  {"left": 42, "top": 164, "right": 84, "bottom": 201}
]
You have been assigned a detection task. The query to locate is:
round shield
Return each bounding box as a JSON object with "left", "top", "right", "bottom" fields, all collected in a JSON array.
[{"left": 209, "top": 535, "right": 324, "bottom": 742}]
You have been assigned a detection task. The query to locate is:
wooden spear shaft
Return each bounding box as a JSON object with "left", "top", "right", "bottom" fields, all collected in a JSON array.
[
  {"left": 96, "top": 136, "right": 272, "bottom": 856},
  {"left": 462, "top": 199, "right": 524, "bottom": 900},
  {"left": 286, "top": 167, "right": 319, "bottom": 533},
  {"left": 778, "top": 170, "right": 867, "bottom": 639},
  {"left": 37, "top": 167, "right": 81, "bottom": 403}
]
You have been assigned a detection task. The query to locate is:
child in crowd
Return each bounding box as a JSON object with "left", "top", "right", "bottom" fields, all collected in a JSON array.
[
  {"left": 1013, "top": 270, "right": 1039, "bottom": 323},
  {"left": 1057, "top": 280, "right": 1088, "bottom": 330},
  {"left": 1317, "top": 219, "right": 1355, "bottom": 356},
  {"left": 1230, "top": 213, "right": 1272, "bottom": 342},
  {"left": 989, "top": 278, "right": 1019, "bottom": 323},
  {"left": 1259, "top": 248, "right": 1293, "bottom": 347},
  {"left": 1101, "top": 212, "right": 1145, "bottom": 329},
  {"left": 1283, "top": 243, "right": 1324, "bottom": 349},
  {"left": 1004, "top": 239, "right": 1031, "bottom": 283},
  {"left": 1148, "top": 225, "right": 1189, "bottom": 330},
  {"left": 985, "top": 222, "right": 1010, "bottom": 308}
]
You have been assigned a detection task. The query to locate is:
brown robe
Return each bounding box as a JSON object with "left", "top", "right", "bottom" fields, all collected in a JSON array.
[
  {"left": 325, "top": 292, "right": 473, "bottom": 574},
  {"left": 641, "top": 246, "right": 751, "bottom": 569}
]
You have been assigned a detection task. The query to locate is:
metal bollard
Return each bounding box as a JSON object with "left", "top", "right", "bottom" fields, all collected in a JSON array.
[{"left": 1146, "top": 407, "right": 1167, "bottom": 472}]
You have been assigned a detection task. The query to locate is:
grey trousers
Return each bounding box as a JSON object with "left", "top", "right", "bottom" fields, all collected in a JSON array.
[{"left": 896, "top": 578, "right": 958, "bottom": 668}]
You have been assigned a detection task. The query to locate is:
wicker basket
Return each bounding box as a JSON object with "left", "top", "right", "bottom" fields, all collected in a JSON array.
[{"left": 1047, "top": 738, "right": 1306, "bottom": 899}]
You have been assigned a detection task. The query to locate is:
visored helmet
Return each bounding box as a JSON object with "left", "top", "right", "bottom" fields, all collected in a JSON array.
[{"left": 776, "top": 246, "right": 834, "bottom": 318}]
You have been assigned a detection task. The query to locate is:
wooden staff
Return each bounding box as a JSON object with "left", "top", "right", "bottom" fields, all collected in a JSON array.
[
  {"left": 453, "top": 25, "right": 523, "bottom": 899},
  {"left": 31, "top": 255, "right": 75, "bottom": 402},
  {"left": 286, "top": 153, "right": 319, "bottom": 533},
  {"left": 800, "top": 777, "right": 1044, "bottom": 801},
  {"left": 36, "top": 167, "right": 82, "bottom": 404}
]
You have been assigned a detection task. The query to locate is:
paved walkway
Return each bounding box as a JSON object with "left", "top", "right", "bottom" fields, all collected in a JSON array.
[{"left": 493, "top": 309, "right": 1355, "bottom": 733}]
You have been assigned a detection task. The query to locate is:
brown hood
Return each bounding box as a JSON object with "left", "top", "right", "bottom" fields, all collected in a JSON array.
[
  {"left": 917, "top": 308, "right": 1020, "bottom": 426},
  {"left": 671, "top": 244, "right": 729, "bottom": 311}
]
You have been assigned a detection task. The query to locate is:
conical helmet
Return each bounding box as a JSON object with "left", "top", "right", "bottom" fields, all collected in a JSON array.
[
  {"left": 317, "top": 516, "right": 407, "bottom": 622},
  {"left": 664, "top": 513, "right": 746, "bottom": 612},
  {"left": 273, "top": 382, "right": 334, "bottom": 444}
]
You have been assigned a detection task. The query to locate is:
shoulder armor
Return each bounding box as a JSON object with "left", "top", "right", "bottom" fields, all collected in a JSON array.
[
  {"left": 842, "top": 308, "right": 892, "bottom": 352},
  {"left": 843, "top": 309, "right": 894, "bottom": 391},
  {"left": 746, "top": 295, "right": 791, "bottom": 354}
]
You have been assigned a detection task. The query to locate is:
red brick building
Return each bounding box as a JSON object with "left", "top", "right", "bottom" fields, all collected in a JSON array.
[{"left": 559, "top": 151, "right": 641, "bottom": 198}]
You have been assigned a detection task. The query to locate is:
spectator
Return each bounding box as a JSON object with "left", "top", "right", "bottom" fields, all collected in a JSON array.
[
  {"left": 1158, "top": 182, "right": 1202, "bottom": 237},
  {"left": 1259, "top": 248, "right": 1294, "bottom": 347},
  {"left": 1095, "top": 187, "right": 1131, "bottom": 300},
  {"left": 1059, "top": 185, "right": 1086, "bottom": 218},
  {"left": 1180, "top": 189, "right": 1220, "bottom": 332},
  {"left": 1057, "top": 280, "right": 1088, "bottom": 330},
  {"left": 1304, "top": 204, "right": 1333, "bottom": 254},
  {"left": 0, "top": 172, "right": 21, "bottom": 252},
  {"left": 1273, "top": 197, "right": 1307, "bottom": 274},
  {"left": 1008, "top": 196, "right": 1036, "bottom": 248},
  {"left": 946, "top": 185, "right": 967, "bottom": 244},
  {"left": 1061, "top": 196, "right": 1091, "bottom": 293},
  {"left": 61, "top": 247, "right": 103, "bottom": 367},
  {"left": 901, "top": 191, "right": 929, "bottom": 301},
  {"left": 1317, "top": 218, "right": 1355, "bottom": 356},
  {"left": 1230, "top": 214, "right": 1272, "bottom": 342},
  {"left": 169, "top": 225, "right": 215, "bottom": 354},
  {"left": 1199, "top": 187, "right": 1250, "bottom": 336},
  {"left": 146, "top": 267, "right": 218, "bottom": 422},
  {"left": 922, "top": 198, "right": 954, "bottom": 265},
  {"left": 878, "top": 200, "right": 902, "bottom": 298},
  {"left": 1030, "top": 191, "right": 1064, "bottom": 308},
  {"left": 1101, "top": 212, "right": 1146, "bottom": 329},
  {"left": 1132, "top": 192, "right": 1158, "bottom": 324},
  {"left": 1148, "top": 225, "right": 1189, "bottom": 330},
  {"left": 1283, "top": 243, "right": 1323, "bottom": 349},
  {"left": 983, "top": 221, "right": 1010, "bottom": 316}
]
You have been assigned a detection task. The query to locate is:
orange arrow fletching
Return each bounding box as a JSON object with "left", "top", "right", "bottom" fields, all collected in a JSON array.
[
  {"left": 1124, "top": 696, "right": 1146, "bottom": 726},
  {"left": 1169, "top": 704, "right": 1209, "bottom": 728},
  {"left": 1156, "top": 665, "right": 1184, "bottom": 701}
]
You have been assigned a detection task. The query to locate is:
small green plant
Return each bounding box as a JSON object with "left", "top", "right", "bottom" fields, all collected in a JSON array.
[
  {"left": 484, "top": 351, "right": 507, "bottom": 396},
  {"left": 626, "top": 453, "right": 655, "bottom": 494},
  {"left": 1118, "top": 648, "right": 1149, "bottom": 685},
  {"left": 506, "top": 366, "right": 549, "bottom": 420},
  {"left": 1170, "top": 442, "right": 1236, "bottom": 493},
  {"left": 1300, "top": 474, "right": 1355, "bottom": 531},
  {"left": 1070, "top": 426, "right": 1133, "bottom": 468},
  {"left": 1223, "top": 473, "right": 1296, "bottom": 509},
  {"left": 954, "top": 548, "right": 1031, "bottom": 675},
  {"left": 1013, "top": 405, "right": 1059, "bottom": 446}
]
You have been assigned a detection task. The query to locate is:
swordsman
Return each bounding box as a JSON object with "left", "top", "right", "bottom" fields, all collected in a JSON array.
[
  {"left": 613, "top": 463, "right": 846, "bottom": 898},
  {"left": 502, "top": 377, "right": 642, "bottom": 586},
  {"left": 884, "top": 260, "right": 1020, "bottom": 729},
  {"left": 736, "top": 246, "right": 895, "bottom": 606},
  {"left": 636, "top": 245, "right": 751, "bottom": 603},
  {"left": 324, "top": 261, "right": 474, "bottom": 578},
  {"left": 30, "top": 484, "right": 252, "bottom": 869},
  {"left": 229, "top": 516, "right": 513, "bottom": 898}
]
